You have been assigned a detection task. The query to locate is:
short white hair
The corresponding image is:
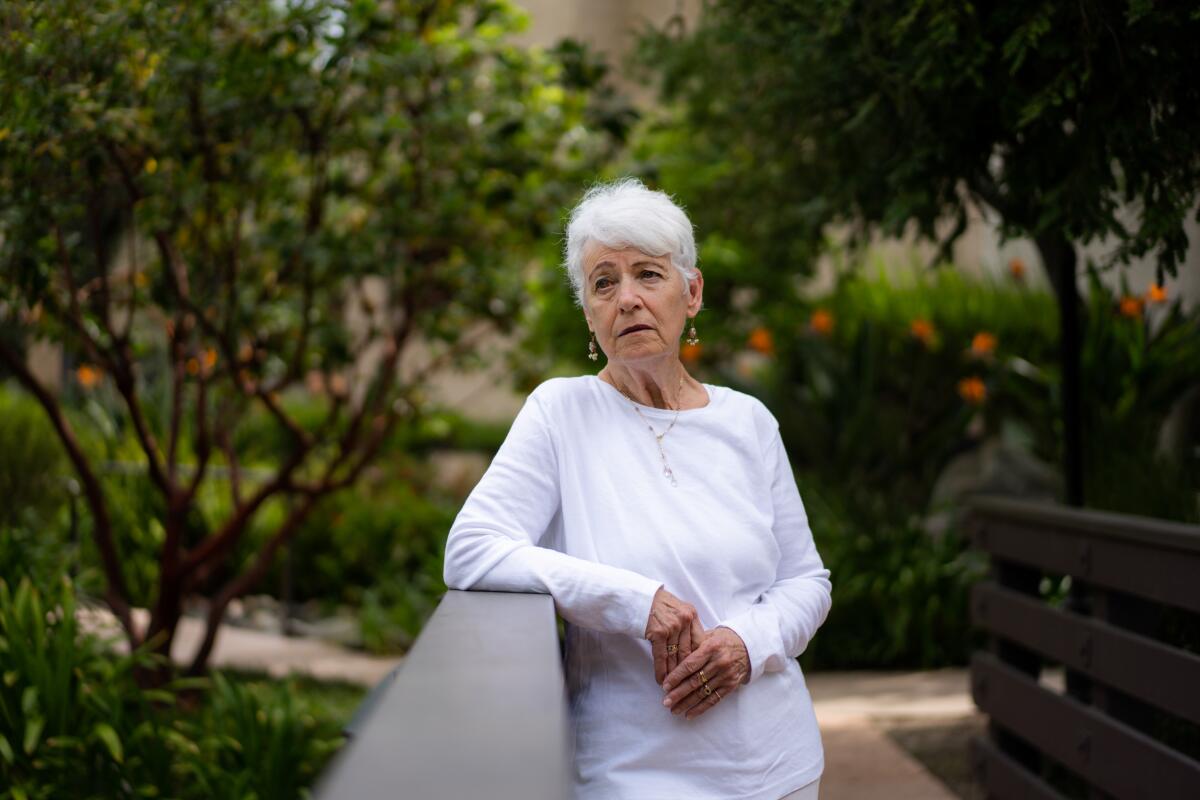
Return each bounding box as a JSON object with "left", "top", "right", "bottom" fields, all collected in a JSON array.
[{"left": 563, "top": 178, "right": 698, "bottom": 306}]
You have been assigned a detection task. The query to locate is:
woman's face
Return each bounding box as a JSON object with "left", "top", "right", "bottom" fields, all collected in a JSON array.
[{"left": 582, "top": 244, "right": 703, "bottom": 365}]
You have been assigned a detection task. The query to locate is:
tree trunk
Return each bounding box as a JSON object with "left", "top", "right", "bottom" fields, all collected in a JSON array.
[{"left": 1035, "top": 234, "right": 1084, "bottom": 507}]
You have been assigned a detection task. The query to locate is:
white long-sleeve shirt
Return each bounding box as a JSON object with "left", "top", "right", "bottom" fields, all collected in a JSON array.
[{"left": 443, "top": 376, "right": 832, "bottom": 800}]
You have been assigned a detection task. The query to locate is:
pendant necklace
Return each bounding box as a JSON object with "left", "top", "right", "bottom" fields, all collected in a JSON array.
[{"left": 613, "top": 373, "right": 685, "bottom": 487}]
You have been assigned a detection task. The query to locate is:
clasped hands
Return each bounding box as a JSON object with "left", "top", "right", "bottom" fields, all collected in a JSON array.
[{"left": 643, "top": 587, "right": 750, "bottom": 721}]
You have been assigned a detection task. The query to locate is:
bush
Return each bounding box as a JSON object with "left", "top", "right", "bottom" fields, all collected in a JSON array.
[
  {"left": 0, "top": 576, "right": 357, "bottom": 799},
  {"left": 749, "top": 267, "right": 1060, "bottom": 516},
  {"left": 0, "top": 577, "right": 177, "bottom": 799},
  {"left": 798, "top": 479, "right": 986, "bottom": 671},
  {"left": 176, "top": 673, "right": 346, "bottom": 800},
  {"left": 0, "top": 387, "right": 67, "bottom": 531}
]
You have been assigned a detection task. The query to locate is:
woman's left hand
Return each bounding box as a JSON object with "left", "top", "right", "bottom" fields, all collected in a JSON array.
[{"left": 661, "top": 626, "right": 750, "bottom": 720}]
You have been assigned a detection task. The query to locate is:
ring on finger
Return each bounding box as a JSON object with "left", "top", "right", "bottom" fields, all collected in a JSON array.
[
  {"left": 714, "top": 690, "right": 722, "bottom": 702},
  {"left": 667, "top": 644, "right": 678, "bottom": 654},
  {"left": 698, "top": 669, "right": 708, "bottom": 684},
  {"left": 702, "top": 683, "right": 713, "bottom": 697}
]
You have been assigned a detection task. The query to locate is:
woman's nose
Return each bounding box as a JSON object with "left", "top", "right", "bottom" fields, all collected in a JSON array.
[{"left": 616, "top": 278, "right": 643, "bottom": 310}]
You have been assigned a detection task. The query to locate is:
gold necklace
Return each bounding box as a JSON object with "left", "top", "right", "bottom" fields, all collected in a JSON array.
[{"left": 611, "top": 373, "right": 686, "bottom": 487}]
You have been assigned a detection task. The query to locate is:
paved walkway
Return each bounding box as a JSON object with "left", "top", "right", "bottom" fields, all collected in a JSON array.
[
  {"left": 84, "top": 609, "right": 974, "bottom": 798},
  {"left": 79, "top": 607, "right": 403, "bottom": 686},
  {"left": 807, "top": 670, "right": 974, "bottom": 799}
]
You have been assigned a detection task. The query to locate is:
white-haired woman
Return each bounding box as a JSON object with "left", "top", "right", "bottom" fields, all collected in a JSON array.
[{"left": 443, "top": 178, "right": 831, "bottom": 800}]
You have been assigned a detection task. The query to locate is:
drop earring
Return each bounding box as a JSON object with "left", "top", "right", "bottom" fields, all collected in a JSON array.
[
  {"left": 588, "top": 333, "right": 599, "bottom": 361},
  {"left": 685, "top": 320, "right": 699, "bottom": 347}
]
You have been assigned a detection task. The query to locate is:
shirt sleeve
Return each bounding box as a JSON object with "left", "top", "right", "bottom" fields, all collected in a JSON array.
[
  {"left": 442, "top": 390, "right": 663, "bottom": 639},
  {"left": 717, "top": 425, "right": 832, "bottom": 683}
]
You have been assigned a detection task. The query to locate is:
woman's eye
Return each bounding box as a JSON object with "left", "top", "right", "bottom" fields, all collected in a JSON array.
[
  {"left": 641, "top": 270, "right": 662, "bottom": 280},
  {"left": 594, "top": 277, "right": 612, "bottom": 290}
]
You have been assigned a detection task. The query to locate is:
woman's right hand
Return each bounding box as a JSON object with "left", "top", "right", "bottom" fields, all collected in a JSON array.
[{"left": 644, "top": 587, "right": 705, "bottom": 685}]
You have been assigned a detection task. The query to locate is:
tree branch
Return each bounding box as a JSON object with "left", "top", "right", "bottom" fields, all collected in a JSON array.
[
  {"left": 179, "top": 441, "right": 311, "bottom": 583},
  {"left": 186, "top": 493, "right": 319, "bottom": 676},
  {"left": 0, "top": 340, "right": 138, "bottom": 645}
]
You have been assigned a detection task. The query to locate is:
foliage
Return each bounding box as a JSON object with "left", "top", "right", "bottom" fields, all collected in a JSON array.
[
  {"left": 0, "top": 387, "right": 77, "bottom": 592},
  {"left": 0, "top": 389, "right": 67, "bottom": 530},
  {"left": 637, "top": 0, "right": 1200, "bottom": 507},
  {"left": 0, "top": 0, "right": 629, "bottom": 676},
  {"left": 262, "top": 464, "right": 456, "bottom": 652},
  {"left": 799, "top": 482, "right": 985, "bottom": 670},
  {"left": 1077, "top": 271, "right": 1200, "bottom": 521},
  {"left": 0, "top": 577, "right": 177, "bottom": 799},
  {"left": 0, "top": 576, "right": 359, "bottom": 799},
  {"left": 176, "top": 672, "right": 346, "bottom": 800},
  {"left": 753, "top": 267, "right": 1060, "bottom": 512},
  {"left": 638, "top": 0, "right": 1200, "bottom": 278}
]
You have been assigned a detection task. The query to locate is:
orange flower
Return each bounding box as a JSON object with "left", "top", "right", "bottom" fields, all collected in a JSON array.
[
  {"left": 808, "top": 309, "right": 834, "bottom": 336},
  {"left": 75, "top": 364, "right": 103, "bottom": 389},
  {"left": 748, "top": 327, "right": 775, "bottom": 355},
  {"left": 1118, "top": 295, "right": 1143, "bottom": 319},
  {"left": 1146, "top": 283, "right": 1168, "bottom": 304},
  {"left": 909, "top": 318, "right": 935, "bottom": 347},
  {"left": 202, "top": 348, "right": 218, "bottom": 371},
  {"left": 970, "top": 331, "right": 997, "bottom": 358},
  {"left": 186, "top": 357, "right": 200, "bottom": 375},
  {"left": 1008, "top": 258, "right": 1026, "bottom": 280},
  {"left": 957, "top": 376, "right": 987, "bottom": 405},
  {"left": 681, "top": 342, "right": 703, "bottom": 364}
]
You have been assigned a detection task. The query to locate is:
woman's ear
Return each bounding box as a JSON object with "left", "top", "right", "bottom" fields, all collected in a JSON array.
[{"left": 687, "top": 268, "right": 705, "bottom": 316}]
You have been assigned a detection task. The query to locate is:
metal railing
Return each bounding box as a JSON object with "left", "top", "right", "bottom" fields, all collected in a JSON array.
[
  {"left": 314, "top": 589, "right": 571, "bottom": 800},
  {"left": 967, "top": 496, "right": 1200, "bottom": 799}
]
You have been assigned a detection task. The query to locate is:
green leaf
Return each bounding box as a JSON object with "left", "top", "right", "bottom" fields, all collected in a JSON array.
[
  {"left": 94, "top": 722, "right": 123, "bottom": 764},
  {"left": 20, "top": 686, "right": 37, "bottom": 715},
  {"left": 0, "top": 734, "right": 14, "bottom": 764},
  {"left": 23, "top": 716, "right": 44, "bottom": 755}
]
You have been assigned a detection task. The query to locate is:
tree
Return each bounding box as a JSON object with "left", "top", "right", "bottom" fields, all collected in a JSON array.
[
  {"left": 639, "top": 0, "right": 1200, "bottom": 505},
  {"left": 0, "top": 0, "right": 623, "bottom": 679}
]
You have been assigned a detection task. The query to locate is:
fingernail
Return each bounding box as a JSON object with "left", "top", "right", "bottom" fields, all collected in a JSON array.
[{"left": 663, "top": 698, "right": 671, "bottom": 707}]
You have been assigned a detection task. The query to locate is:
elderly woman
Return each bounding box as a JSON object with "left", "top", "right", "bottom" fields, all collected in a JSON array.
[{"left": 443, "top": 178, "right": 831, "bottom": 800}]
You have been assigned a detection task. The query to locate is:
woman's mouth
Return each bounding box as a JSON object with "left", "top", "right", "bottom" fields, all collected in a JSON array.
[{"left": 619, "top": 324, "right": 654, "bottom": 337}]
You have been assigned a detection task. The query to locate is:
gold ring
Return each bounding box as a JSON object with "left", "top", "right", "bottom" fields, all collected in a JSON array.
[
  {"left": 698, "top": 669, "right": 707, "bottom": 683},
  {"left": 714, "top": 690, "right": 722, "bottom": 702},
  {"left": 703, "top": 684, "right": 713, "bottom": 696},
  {"left": 666, "top": 644, "right": 678, "bottom": 654}
]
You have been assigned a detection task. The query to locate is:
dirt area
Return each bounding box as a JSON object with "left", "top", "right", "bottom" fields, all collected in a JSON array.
[{"left": 883, "top": 714, "right": 987, "bottom": 800}]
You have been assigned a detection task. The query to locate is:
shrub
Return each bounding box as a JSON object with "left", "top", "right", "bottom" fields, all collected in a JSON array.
[
  {"left": 0, "top": 577, "right": 177, "bottom": 799},
  {"left": 176, "top": 673, "right": 345, "bottom": 800},
  {"left": 0, "top": 576, "right": 358, "bottom": 799},
  {"left": 0, "top": 387, "right": 67, "bottom": 531},
  {"left": 798, "top": 479, "right": 986, "bottom": 670},
  {"left": 751, "top": 267, "right": 1060, "bottom": 515}
]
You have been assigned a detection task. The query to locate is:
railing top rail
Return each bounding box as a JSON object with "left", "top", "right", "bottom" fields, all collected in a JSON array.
[
  {"left": 969, "top": 496, "right": 1200, "bottom": 554},
  {"left": 315, "top": 590, "right": 570, "bottom": 800}
]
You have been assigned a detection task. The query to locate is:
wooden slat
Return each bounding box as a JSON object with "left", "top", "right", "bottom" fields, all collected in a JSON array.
[
  {"left": 971, "top": 582, "right": 1200, "bottom": 726},
  {"left": 971, "top": 653, "right": 1200, "bottom": 799},
  {"left": 315, "top": 591, "right": 570, "bottom": 800},
  {"left": 972, "top": 518, "right": 1200, "bottom": 614},
  {"left": 969, "top": 497, "right": 1200, "bottom": 554},
  {"left": 970, "top": 735, "right": 1068, "bottom": 800}
]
